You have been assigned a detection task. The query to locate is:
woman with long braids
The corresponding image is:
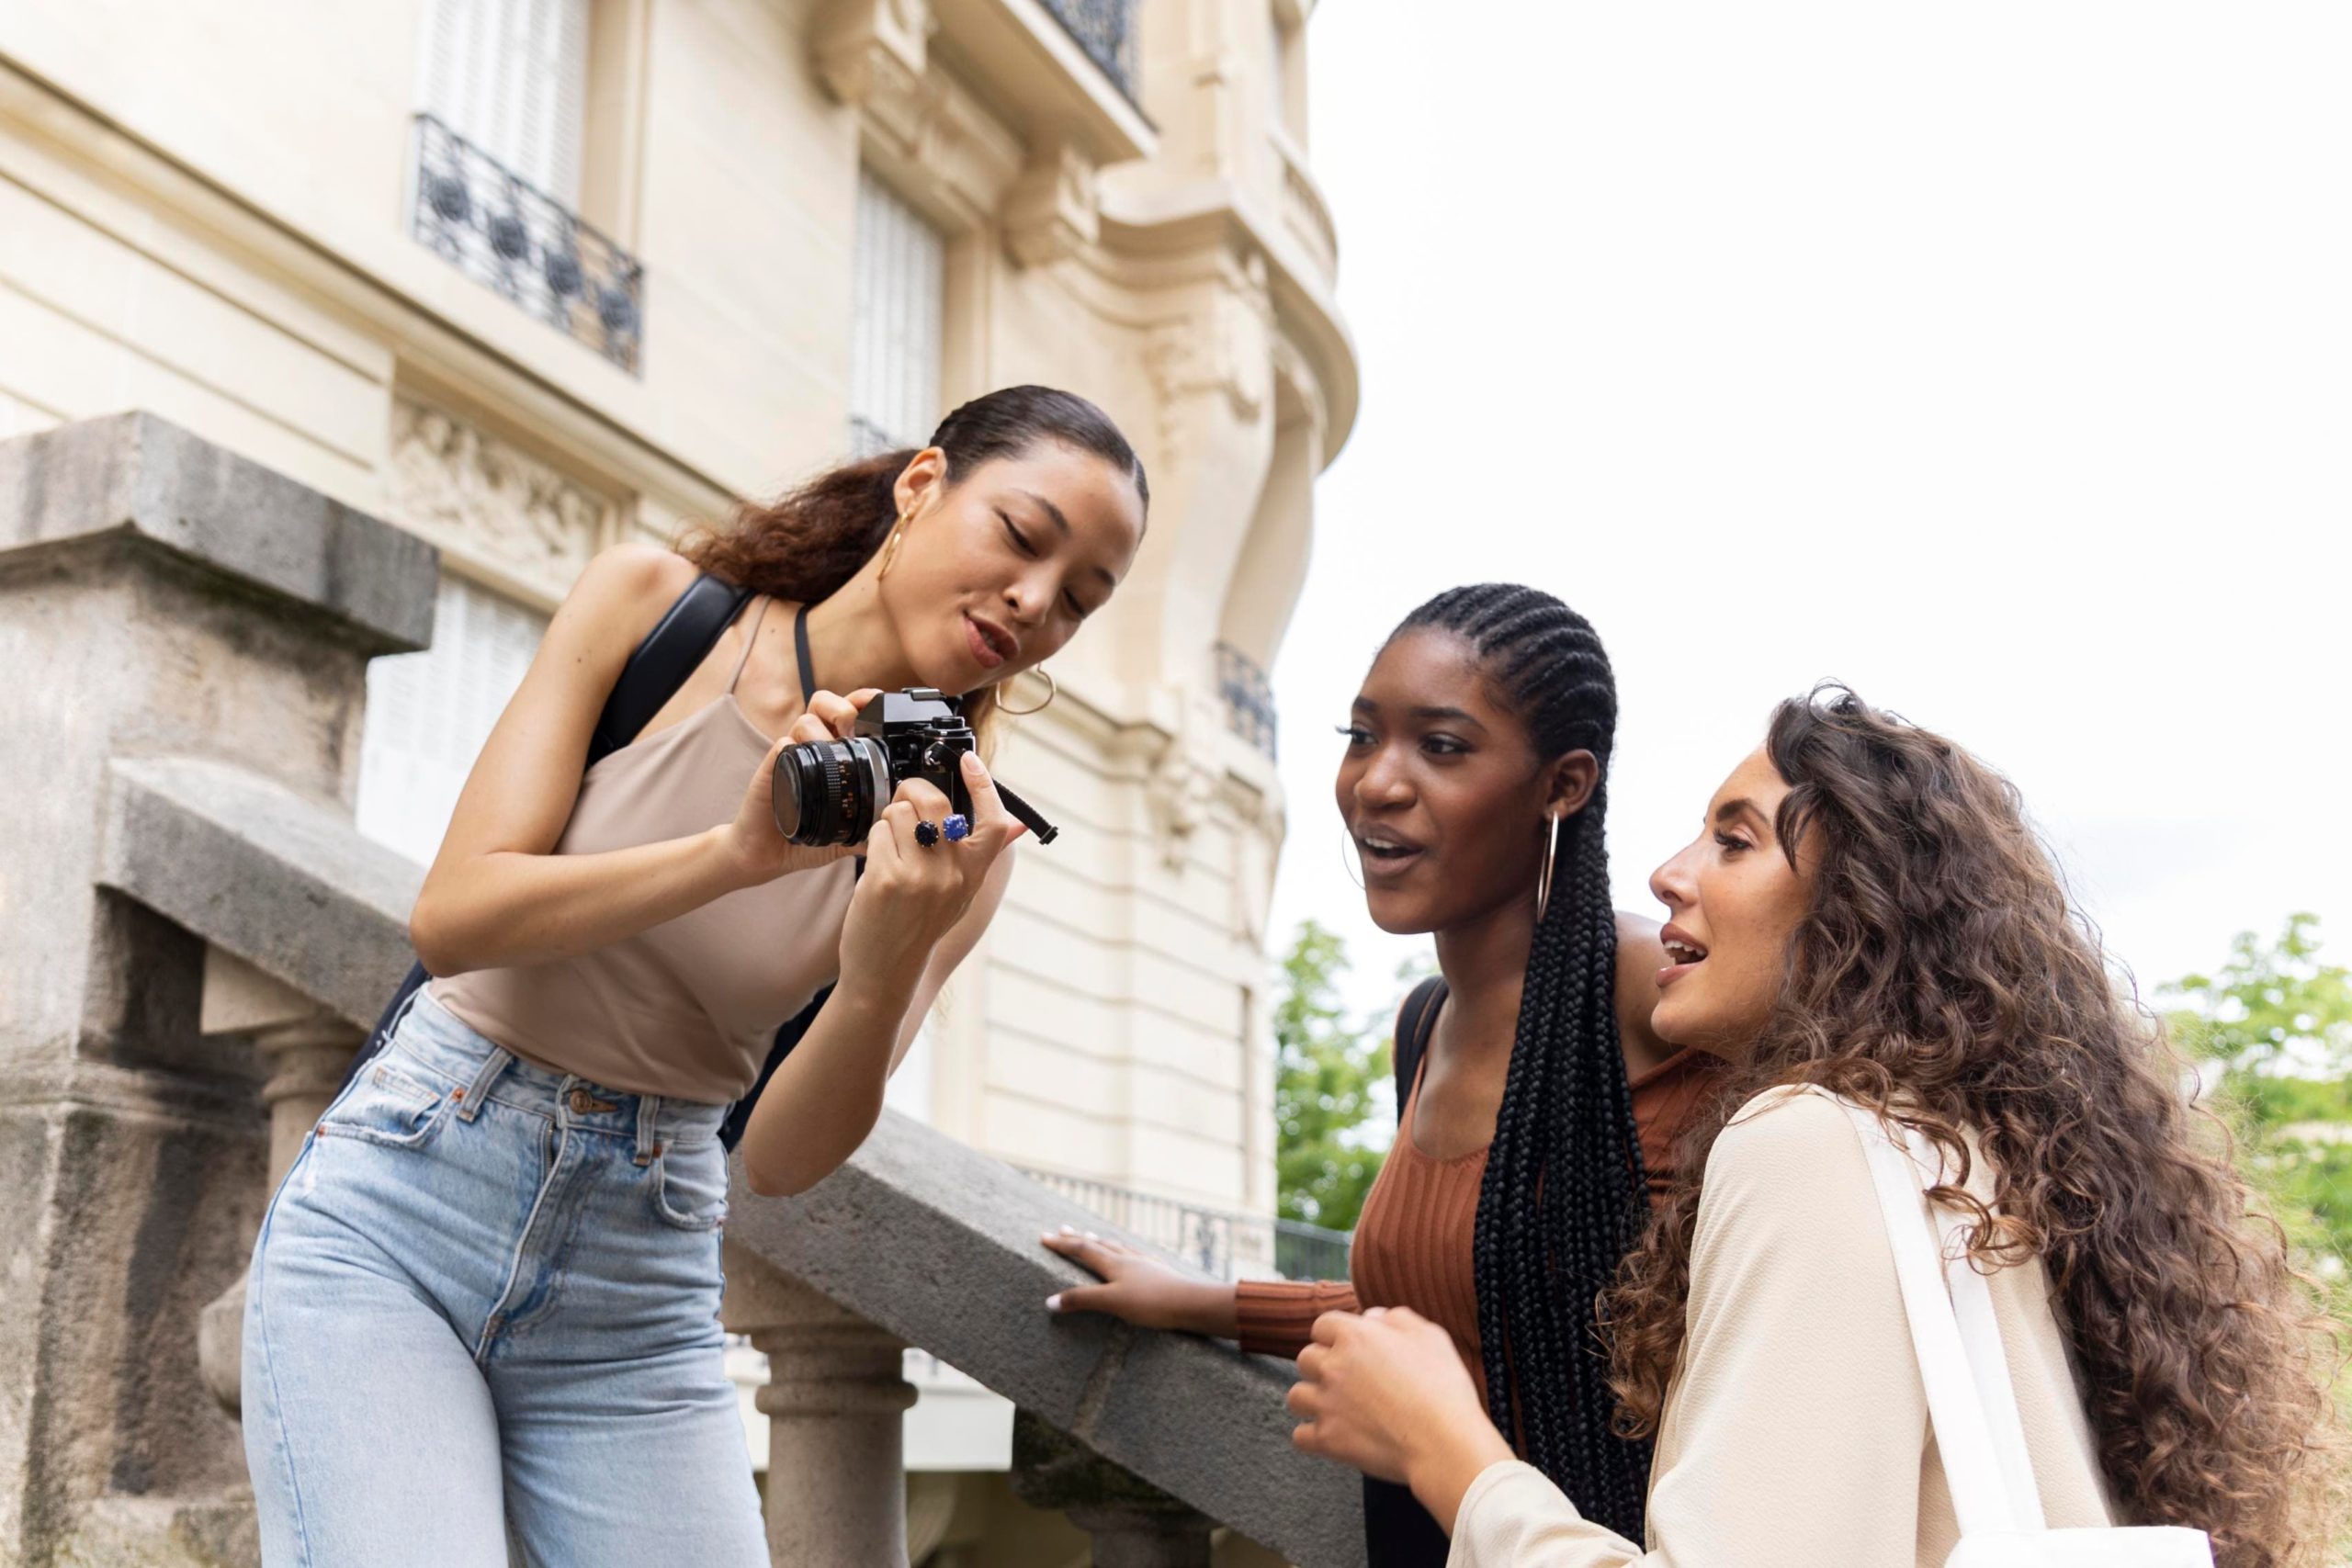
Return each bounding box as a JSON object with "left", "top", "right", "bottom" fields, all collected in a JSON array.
[
  {"left": 1286, "top": 687, "right": 2346, "bottom": 1567},
  {"left": 1043, "top": 584, "right": 1720, "bottom": 1561},
  {"left": 243, "top": 387, "right": 1147, "bottom": 1566}
]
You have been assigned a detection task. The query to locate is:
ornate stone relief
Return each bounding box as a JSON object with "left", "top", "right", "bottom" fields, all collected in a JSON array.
[
  {"left": 1141, "top": 690, "right": 1225, "bottom": 872},
  {"left": 389, "top": 400, "right": 607, "bottom": 595},
  {"left": 1143, "top": 265, "right": 1273, "bottom": 475}
]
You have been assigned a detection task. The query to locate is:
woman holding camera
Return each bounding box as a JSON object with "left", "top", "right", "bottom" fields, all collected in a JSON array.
[
  {"left": 242, "top": 387, "right": 1148, "bottom": 1567},
  {"left": 1045, "top": 584, "right": 1720, "bottom": 1563},
  {"left": 1283, "top": 690, "right": 2345, "bottom": 1567}
]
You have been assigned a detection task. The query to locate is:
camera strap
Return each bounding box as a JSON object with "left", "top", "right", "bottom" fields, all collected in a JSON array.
[{"left": 794, "top": 601, "right": 816, "bottom": 701}]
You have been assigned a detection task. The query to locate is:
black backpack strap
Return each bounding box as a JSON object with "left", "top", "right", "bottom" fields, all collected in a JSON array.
[
  {"left": 589, "top": 574, "right": 754, "bottom": 762},
  {"left": 353, "top": 572, "right": 750, "bottom": 1089},
  {"left": 1391, "top": 976, "right": 1448, "bottom": 1125}
]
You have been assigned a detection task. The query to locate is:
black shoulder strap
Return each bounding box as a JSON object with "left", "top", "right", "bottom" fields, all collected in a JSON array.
[
  {"left": 588, "top": 573, "right": 753, "bottom": 762},
  {"left": 1392, "top": 976, "right": 1449, "bottom": 1125}
]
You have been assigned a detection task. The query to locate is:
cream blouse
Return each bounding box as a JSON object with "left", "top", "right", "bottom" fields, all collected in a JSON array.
[{"left": 1450, "top": 1087, "right": 2116, "bottom": 1567}]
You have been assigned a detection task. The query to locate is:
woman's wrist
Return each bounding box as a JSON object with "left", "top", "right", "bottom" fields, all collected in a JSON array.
[
  {"left": 1172, "top": 1278, "right": 1240, "bottom": 1338},
  {"left": 1403, "top": 1404, "right": 1518, "bottom": 1537}
]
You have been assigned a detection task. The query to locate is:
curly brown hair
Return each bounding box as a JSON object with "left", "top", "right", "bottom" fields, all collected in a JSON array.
[{"left": 1601, "top": 685, "right": 2346, "bottom": 1567}]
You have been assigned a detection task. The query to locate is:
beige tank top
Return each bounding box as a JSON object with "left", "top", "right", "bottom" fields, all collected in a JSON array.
[{"left": 431, "top": 597, "right": 856, "bottom": 1104}]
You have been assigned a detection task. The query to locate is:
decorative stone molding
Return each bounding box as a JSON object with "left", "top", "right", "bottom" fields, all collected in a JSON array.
[
  {"left": 1142, "top": 272, "right": 1272, "bottom": 478},
  {"left": 1273, "top": 131, "right": 1338, "bottom": 283},
  {"left": 818, "top": 0, "right": 1021, "bottom": 231},
  {"left": 389, "top": 400, "right": 608, "bottom": 599},
  {"left": 1004, "top": 140, "right": 1102, "bottom": 267},
  {"left": 814, "top": 0, "right": 935, "bottom": 109},
  {"left": 1139, "top": 693, "right": 1223, "bottom": 871}
]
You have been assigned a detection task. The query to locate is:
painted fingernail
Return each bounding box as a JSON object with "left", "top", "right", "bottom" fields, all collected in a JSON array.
[
  {"left": 1059, "top": 1224, "right": 1076, "bottom": 1235},
  {"left": 1046, "top": 1295, "right": 1064, "bottom": 1313}
]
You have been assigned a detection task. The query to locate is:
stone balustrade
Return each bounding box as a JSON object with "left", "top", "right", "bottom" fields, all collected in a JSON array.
[{"left": 1, "top": 413, "right": 1365, "bottom": 1565}]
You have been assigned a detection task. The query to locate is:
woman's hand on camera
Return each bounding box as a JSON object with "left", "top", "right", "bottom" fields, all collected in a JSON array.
[
  {"left": 835, "top": 750, "right": 1027, "bottom": 998},
  {"left": 725, "top": 687, "right": 880, "bottom": 886},
  {"left": 1039, "top": 1227, "right": 1239, "bottom": 1337}
]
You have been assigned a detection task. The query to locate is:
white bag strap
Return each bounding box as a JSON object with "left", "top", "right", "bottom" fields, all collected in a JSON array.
[
  {"left": 1896, "top": 1121, "right": 2047, "bottom": 1530},
  {"left": 1835, "top": 1098, "right": 2030, "bottom": 1539}
]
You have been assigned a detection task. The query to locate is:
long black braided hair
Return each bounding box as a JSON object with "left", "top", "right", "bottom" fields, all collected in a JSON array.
[{"left": 1393, "top": 584, "right": 1652, "bottom": 1540}]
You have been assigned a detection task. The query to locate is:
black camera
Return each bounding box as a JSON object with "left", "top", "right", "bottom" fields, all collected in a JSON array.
[{"left": 771, "top": 687, "right": 1058, "bottom": 848}]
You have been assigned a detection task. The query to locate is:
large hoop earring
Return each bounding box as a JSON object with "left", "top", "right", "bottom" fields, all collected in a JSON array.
[
  {"left": 876, "top": 515, "right": 910, "bottom": 580},
  {"left": 1534, "top": 811, "right": 1562, "bottom": 923},
  {"left": 1340, "top": 825, "right": 1366, "bottom": 892},
  {"left": 994, "top": 666, "right": 1056, "bottom": 716}
]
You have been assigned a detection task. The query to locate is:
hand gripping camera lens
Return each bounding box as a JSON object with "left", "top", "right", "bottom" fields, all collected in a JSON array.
[{"left": 943, "top": 814, "right": 971, "bottom": 842}]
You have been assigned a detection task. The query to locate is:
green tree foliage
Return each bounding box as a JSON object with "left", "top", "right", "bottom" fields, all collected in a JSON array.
[
  {"left": 1273, "top": 920, "right": 1396, "bottom": 1230},
  {"left": 2164, "top": 913, "right": 2352, "bottom": 1280}
]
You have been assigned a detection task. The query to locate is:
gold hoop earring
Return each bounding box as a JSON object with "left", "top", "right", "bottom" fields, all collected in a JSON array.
[
  {"left": 1340, "top": 825, "right": 1366, "bottom": 892},
  {"left": 1534, "top": 811, "right": 1562, "bottom": 923},
  {"left": 876, "top": 515, "right": 910, "bottom": 580},
  {"left": 994, "top": 666, "right": 1057, "bottom": 716}
]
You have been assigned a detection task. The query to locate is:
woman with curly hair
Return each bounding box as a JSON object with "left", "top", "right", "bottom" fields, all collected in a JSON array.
[{"left": 1284, "top": 687, "right": 2344, "bottom": 1567}]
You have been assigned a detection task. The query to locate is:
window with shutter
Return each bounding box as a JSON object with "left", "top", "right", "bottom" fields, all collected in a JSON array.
[
  {"left": 356, "top": 575, "right": 549, "bottom": 866},
  {"left": 419, "top": 0, "right": 590, "bottom": 201},
  {"left": 849, "top": 170, "right": 945, "bottom": 457}
]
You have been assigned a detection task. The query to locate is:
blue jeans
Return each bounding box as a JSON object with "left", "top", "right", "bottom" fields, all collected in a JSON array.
[{"left": 242, "top": 989, "right": 766, "bottom": 1567}]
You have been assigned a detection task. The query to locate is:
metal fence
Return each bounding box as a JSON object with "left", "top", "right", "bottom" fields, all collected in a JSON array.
[
  {"left": 1015, "top": 1166, "right": 1351, "bottom": 1283},
  {"left": 1215, "top": 642, "right": 1279, "bottom": 761},
  {"left": 410, "top": 114, "right": 646, "bottom": 375},
  {"left": 1037, "top": 0, "right": 1142, "bottom": 106}
]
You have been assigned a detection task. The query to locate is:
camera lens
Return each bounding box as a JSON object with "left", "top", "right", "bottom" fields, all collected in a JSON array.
[{"left": 772, "top": 736, "right": 891, "bottom": 846}]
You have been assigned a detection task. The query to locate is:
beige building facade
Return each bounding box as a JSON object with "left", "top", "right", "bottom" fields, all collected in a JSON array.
[
  {"left": 0, "top": 0, "right": 1352, "bottom": 1557},
  {"left": 0, "top": 0, "right": 1353, "bottom": 1205}
]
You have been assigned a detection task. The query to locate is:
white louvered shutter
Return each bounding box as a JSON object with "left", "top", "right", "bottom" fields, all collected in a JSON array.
[
  {"left": 420, "top": 0, "right": 590, "bottom": 200},
  {"left": 849, "top": 170, "right": 945, "bottom": 456},
  {"left": 356, "top": 576, "right": 548, "bottom": 865}
]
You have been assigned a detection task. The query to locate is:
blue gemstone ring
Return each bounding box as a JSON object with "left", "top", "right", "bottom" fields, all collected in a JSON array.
[
  {"left": 913, "top": 819, "right": 941, "bottom": 849},
  {"left": 942, "top": 814, "right": 972, "bottom": 842}
]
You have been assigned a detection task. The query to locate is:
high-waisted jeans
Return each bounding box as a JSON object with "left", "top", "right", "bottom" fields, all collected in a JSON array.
[{"left": 242, "top": 988, "right": 766, "bottom": 1567}]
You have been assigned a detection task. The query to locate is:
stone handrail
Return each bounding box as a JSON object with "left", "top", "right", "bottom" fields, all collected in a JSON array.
[{"left": 97, "top": 752, "right": 1368, "bottom": 1567}]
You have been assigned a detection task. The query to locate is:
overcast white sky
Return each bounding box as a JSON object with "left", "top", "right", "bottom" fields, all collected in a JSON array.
[{"left": 1266, "top": 5, "right": 2352, "bottom": 1030}]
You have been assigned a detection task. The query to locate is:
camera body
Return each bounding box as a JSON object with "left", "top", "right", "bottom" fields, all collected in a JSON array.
[
  {"left": 772, "top": 686, "right": 1059, "bottom": 849},
  {"left": 770, "top": 688, "right": 971, "bottom": 847},
  {"left": 860, "top": 687, "right": 977, "bottom": 818}
]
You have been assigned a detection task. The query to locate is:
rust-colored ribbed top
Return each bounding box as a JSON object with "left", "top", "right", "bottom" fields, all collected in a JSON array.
[{"left": 1236, "top": 1032, "right": 1718, "bottom": 1374}]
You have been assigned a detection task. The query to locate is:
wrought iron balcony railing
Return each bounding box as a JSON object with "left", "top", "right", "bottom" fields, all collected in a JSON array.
[
  {"left": 409, "top": 114, "right": 645, "bottom": 376},
  {"left": 1216, "top": 641, "right": 1279, "bottom": 761},
  {"left": 1014, "top": 1166, "right": 1352, "bottom": 1283},
  {"left": 1038, "top": 0, "right": 1141, "bottom": 106}
]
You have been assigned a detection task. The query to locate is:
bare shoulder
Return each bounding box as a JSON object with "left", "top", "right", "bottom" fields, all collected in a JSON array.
[{"left": 565, "top": 542, "right": 700, "bottom": 636}]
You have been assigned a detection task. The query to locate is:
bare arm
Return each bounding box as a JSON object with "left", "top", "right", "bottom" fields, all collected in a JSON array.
[
  {"left": 740, "top": 753, "right": 1024, "bottom": 1197},
  {"left": 408, "top": 546, "right": 859, "bottom": 976}
]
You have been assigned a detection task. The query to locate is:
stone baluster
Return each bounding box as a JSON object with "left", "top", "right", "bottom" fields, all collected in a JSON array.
[
  {"left": 1010, "top": 1409, "right": 1216, "bottom": 1568},
  {"left": 194, "top": 949, "right": 365, "bottom": 1418},
  {"left": 721, "top": 1241, "right": 918, "bottom": 1566}
]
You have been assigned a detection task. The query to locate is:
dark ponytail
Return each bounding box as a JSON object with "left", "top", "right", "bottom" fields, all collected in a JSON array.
[
  {"left": 1388, "top": 584, "right": 1652, "bottom": 1540},
  {"left": 678, "top": 385, "right": 1148, "bottom": 734}
]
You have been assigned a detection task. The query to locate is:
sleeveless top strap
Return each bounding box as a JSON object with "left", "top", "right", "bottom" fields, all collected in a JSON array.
[{"left": 724, "top": 596, "right": 771, "bottom": 694}]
